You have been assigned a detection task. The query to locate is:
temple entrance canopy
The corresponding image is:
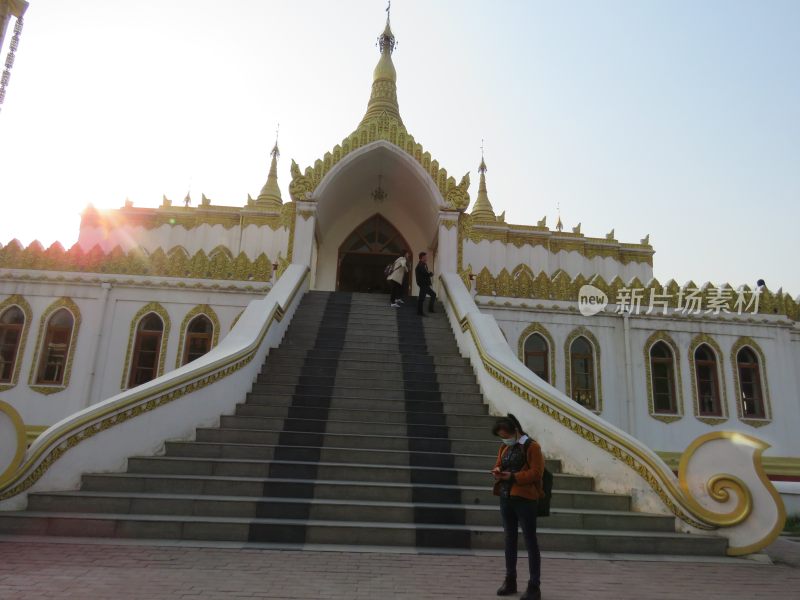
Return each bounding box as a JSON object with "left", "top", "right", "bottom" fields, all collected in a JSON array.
[
  {"left": 312, "top": 141, "right": 446, "bottom": 293},
  {"left": 286, "top": 15, "right": 471, "bottom": 293},
  {"left": 337, "top": 214, "right": 409, "bottom": 293}
]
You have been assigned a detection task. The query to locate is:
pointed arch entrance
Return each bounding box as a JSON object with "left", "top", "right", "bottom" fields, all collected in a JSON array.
[{"left": 337, "top": 214, "right": 411, "bottom": 293}]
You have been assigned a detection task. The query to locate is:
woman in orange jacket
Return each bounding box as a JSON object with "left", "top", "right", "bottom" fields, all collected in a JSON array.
[{"left": 492, "top": 414, "right": 544, "bottom": 600}]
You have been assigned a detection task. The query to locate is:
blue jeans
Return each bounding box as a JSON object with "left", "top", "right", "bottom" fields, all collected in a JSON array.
[{"left": 500, "top": 495, "right": 541, "bottom": 585}]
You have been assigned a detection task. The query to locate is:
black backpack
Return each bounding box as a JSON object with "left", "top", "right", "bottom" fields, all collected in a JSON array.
[{"left": 522, "top": 438, "right": 553, "bottom": 517}]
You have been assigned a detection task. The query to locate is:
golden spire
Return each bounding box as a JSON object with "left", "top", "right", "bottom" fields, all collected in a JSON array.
[
  {"left": 256, "top": 126, "right": 283, "bottom": 211},
  {"left": 359, "top": 2, "right": 403, "bottom": 127},
  {"left": 470, "top": 142, "right": 497, "bottom": 222}
]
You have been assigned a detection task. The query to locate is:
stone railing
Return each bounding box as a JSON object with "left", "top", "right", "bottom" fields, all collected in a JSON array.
[
  {"left": 0, "top": 264, "right": 309, "bottom": 510},
  {"left": 440, "top": 272, "right": 785, "bottom": 556}
]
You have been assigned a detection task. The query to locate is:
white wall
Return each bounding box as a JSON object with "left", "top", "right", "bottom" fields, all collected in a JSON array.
[
  {"left": 0, "top": 272, "right": 268, "bottom": 428},
  {"left": 485, "top": 300, "right": 800, "bottom": 458},
  {"left": 463, "top": 239, "right": 653, "bottom": 282},
  {"left": 78, "top": 223, "right": 289, "bottom": 260}
]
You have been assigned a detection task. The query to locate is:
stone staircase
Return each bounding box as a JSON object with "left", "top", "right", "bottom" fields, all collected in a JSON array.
[{"left": 0, "top": 291, "right": 727, "bottom": 555}]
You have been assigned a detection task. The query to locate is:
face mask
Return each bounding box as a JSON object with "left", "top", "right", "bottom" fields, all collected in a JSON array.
[{"left": 501, "top": 437, "right": 517, "bottom": 447}]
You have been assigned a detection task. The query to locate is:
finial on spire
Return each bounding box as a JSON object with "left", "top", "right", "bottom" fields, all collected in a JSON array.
[
  {"left": 479, "top": 139, "right": 487, "bottom": 174},
  {"left": 556, "top": 202, "right": 563, "bottom": 232},
  {"left": 378, "top": 0, "right": 396, "bottom": 54},
  {"left": 271, "top": 123, "right": 280, "bottom": 159}
]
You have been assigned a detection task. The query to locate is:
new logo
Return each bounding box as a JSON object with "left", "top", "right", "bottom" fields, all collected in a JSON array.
[{"left": 578, "top": 285, "right": 608, "bottom": 317}]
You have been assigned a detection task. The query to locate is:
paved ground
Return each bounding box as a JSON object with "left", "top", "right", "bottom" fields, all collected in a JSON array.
[{"left": 1, "top": 537, "right": 799, "bottom": 599}]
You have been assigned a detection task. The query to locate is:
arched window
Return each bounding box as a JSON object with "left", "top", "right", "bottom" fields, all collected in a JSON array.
[
  {"left": 0, "top": 306, "right": 25, "bottom": 383},
  {"left": 128, "top": 313, "right": 164, "bottom": 388},
  {"left": 524, "top": 333, "right": 549, "bottom": 383},
  {"left": 694, "top": 344, "right": 721, "bottom": 416},
  {"left": 182, "top": 315, "right": 213, "bottom": 365},
  {"left": 569, "top": 336, "right": 596, "bottom": 409},
  {"left": 35, "top": 309, "right": 74, "bottom": 385},
  {"left": 736, "top": 347, "right": 765, "bottom": 418},
  {"left": 650, "top": 341, "right": 677, "bottom": 414}
]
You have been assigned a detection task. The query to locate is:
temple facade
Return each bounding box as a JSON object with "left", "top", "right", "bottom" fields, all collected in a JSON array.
[{"left": 1, "top": 14, "right": 799, "bottom": 494}]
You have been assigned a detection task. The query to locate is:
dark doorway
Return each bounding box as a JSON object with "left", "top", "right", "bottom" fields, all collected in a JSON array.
[{"left": 337, "top": 214, "right": 411, "bottom": 294}]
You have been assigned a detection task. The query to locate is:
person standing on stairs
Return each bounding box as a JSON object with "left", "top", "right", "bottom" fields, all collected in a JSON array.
[
  {"left": 387, "top": 251, "right": 410, "bottom": 307},
  {"left": 491, "top": 414, "right": 544, "bottom": 600},
  {"left": 414, "top": 251, "right": 436, "bottom": 316}
]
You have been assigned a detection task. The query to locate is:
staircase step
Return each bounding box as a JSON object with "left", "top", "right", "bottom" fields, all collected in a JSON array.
[
  {"left": 217, "top": 415, "right": 494, "bottom": 441},
  {"left": 234, "top": 404, "right": 495, "bottom": 428},
  {"left": 263, "top": 362, "right": 473, "bottom": 376},
  {"left": 280, "top": 341, "right": 459, "bottom": 354},
  {"left": 78, "top": 474, "right": 626, "bottom": 510},
  {"left": 257, "top": 372, "right": 478, "bottom": 386},
  {"left": 249, "top": 383, "right": 483, "bottom": 402},
  {"left": 0, "top": 512, "right": 725, "bottom": 555},
  {"left": 162, "top": 442, "right": 540, "bottom": 471},
  {"left": 244, "top": 393, "right": 489, "bottom": 414},
  {"left": 194, "top": 428, "right": 500, "bottom": 454},
  {"left": 269, "top": 349, "right": 470, "bottom": 367},
  {"left": 25, "top": 492, "right": 674, "bottom": 532},
  {"left": 123, "top": 457, "right": 591, "bottom": 490}
]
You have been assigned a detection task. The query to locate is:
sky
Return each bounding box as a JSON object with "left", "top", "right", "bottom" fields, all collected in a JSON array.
[{"left": 0, "top": 0, "right": 798, "bottom": 294}]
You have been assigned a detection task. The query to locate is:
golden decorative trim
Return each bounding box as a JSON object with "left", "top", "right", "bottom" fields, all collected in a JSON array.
[
  {"left": 516, "top": 322, "right": 557, "bottom": 386},
  {"left": 288, "top": 115, "right": 471, "bottom": 211},
  {"left": 0, "top": 271, "right": 268, "bottom": 293},
  {"left": 463, "top": 265, "right": 798, "bottom": 322},
  {"left": 120, "top": 303, "right": 172, "bottom": 390},
  {"left": 660, "top": 451, "right": 800, "bottom": 479},
  {"left": 730, "top": 337, "right": 772, "bottom": 427},
  {"left": 688, "top": 334, "right": 729, "bottom": 425},
  {"left": 26, "top": 298, "right": 82, "bottom": 396},
  {"left": 0, "top": 242, "right": 274, "bottom": 282},
  {"left": 440, "top": 275, "right": 786, "bottom": 554},
  {"left": 643, "top": 331, "right": 684, "bottom": 423},
  {"left": 678, "top": 431, "right": 786, "bottom": 555},
  {"left": 230, "top": 311, "right": 244, "bottom": 331},
  {"left": 0, "top": 295, "right": 33, "bottom": 392},
  {"left": 174, "top": 305, "right": 222, "bottom": 369},
  {"left": 0, "top": 268, "right": 309, "bottom": 502},
  {"left": 0, "top": 399, "right": 26, "bottom": 487},
  {"left": 298, "top": 209, "right": 315, "bottom": 221},
  {"left": 284, "top": 202, "right": 297, "bottom": 266},
  {"left": 24, "top": 425, "right": 48, "bottom": 446},
  {"left": 563, "top": 326, "right": 603, "bottom": 413}
]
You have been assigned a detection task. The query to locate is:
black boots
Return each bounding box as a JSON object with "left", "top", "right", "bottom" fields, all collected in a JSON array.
[
  {"left": 428, "top": 301, "right": 435, "bottom": 313},
  {"left": 496, "top": 576, "right": 517, "bottom": 596},
  {"left": 521, "top": 582, "right": 541, "bottom": 600}
]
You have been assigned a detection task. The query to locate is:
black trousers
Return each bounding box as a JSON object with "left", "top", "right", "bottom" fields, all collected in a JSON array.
[
  {"left": 389, "top": 280, "right": 403, "bottom": 304},
  {"left": 500, "top": 496, "right": 541, "bottom": 586},
  {"left": 417, "top": 284, "right": 436, "bottom": 314}
]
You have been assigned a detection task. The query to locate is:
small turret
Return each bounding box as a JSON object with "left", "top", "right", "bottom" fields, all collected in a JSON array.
[
  {"left": 470, "top": 151, "right": 498, "bottom": 223},
  {"left": 255, "top": 136, "right": 283, "bottom": 212}
]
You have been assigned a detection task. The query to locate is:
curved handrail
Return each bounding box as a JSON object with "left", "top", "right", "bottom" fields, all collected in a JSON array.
[
  {"left": 0, "top": 264, "right": 309, "bottom": 502},
  {"left": 440, "top": 272, "right": 786, "bottom": 555}
]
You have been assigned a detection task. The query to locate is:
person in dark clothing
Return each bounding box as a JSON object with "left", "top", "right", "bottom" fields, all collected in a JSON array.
[
  {"left": 492, "top": 414, "right": 544, "bottom": 600},
  {"left": 414, "top": 251, "right": 436, "bottom": 316}
]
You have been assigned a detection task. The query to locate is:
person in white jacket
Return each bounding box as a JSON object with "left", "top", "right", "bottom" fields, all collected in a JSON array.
[{"left": 387, "top": 251, "right": 410, "bottom": 307}]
